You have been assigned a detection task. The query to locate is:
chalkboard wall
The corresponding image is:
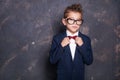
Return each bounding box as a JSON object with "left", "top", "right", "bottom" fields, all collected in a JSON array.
[{"left": 0, "top": 0, "right": 120, "bottom": 80}]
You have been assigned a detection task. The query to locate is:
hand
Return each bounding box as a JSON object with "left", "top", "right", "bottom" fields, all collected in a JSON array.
[
  {"left": 61, "top": 37, "right": 70, "bottom": 47},
  {"left": 75, "top": 37, "right": 84, "bottom": 46}
]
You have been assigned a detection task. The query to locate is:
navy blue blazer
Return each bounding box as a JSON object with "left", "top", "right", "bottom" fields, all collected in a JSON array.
[{"left": 49, "top": 31, "right": 93, "bottom": 80}]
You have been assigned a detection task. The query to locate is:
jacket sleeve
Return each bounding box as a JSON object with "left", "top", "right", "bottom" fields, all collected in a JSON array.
[
  {"left": 77, "top": 37, "right": 93, "bottom": 65},
  {"left": 49, "top": 36, "right": 64, "bottom": 64}
]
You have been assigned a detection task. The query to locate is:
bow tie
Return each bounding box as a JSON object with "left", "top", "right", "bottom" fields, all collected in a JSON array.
[{"left": 68, "top": 36, "right": 77, "bottom": 40}]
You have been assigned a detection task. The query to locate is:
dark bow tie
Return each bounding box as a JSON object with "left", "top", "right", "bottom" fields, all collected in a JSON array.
[{"left": 68, "top": 36, "right": 77, "bottom": 39}]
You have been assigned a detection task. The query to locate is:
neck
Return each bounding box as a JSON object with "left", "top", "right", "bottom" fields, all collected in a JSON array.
[
  {"left": 66, "top": 30, "right": 79, "bottom": 36},
  {"left": 67, "top": 30, "right": 78, "bottom": 34}
]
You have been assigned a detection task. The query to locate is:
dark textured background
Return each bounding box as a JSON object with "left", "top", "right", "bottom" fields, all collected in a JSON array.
[{"left": 0, "top": 0, "right": 120, "bottom": 80}]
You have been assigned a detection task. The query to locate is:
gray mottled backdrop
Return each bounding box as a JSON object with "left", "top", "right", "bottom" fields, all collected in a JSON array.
[{"left": 0, "top": 0, "right": 120, "bottom": 80}]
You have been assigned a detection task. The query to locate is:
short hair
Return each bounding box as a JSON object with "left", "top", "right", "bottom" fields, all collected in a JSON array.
[{"left": 63, "top": 3, "right": 83, "bottom": 18}]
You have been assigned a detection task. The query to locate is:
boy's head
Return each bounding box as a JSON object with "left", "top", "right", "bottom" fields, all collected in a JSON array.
[{"left": 62, "top": 4, "right": 83, "bottom": 34}]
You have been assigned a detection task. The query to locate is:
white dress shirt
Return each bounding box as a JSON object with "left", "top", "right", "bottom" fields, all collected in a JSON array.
[{"left": 66, "top": 30, "right": 78, "bottom": 60}]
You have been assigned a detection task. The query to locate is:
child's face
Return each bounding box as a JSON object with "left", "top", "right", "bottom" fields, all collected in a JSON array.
[{"left": 62, "top": 11, "right": 82, "bottom": 34}]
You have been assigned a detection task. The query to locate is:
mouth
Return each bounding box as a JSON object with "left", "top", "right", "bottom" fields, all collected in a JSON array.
[{"left": 72, "top": 26, "right": 78, "bottom": 29}]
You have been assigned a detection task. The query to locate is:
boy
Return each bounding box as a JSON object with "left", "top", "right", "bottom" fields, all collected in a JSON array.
[{"left": 49, "top": 3, "right": 93, "bottom": 80}]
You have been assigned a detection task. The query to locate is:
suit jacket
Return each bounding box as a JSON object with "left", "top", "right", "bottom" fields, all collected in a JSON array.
[{"left": 49, "top": 31, "right": 93, "bottom": 80}]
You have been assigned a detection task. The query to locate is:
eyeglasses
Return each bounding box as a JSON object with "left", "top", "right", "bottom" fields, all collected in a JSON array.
[{"left": 65, "top": 18, "right": 83, "bottom": 25}]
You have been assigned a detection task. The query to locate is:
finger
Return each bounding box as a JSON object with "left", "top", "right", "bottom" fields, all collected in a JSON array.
[
  {"left": 66, "top": 37, "right": 70, "bottom": 41},
  {"left": 76, "top": 37, "right": 80, "bottom": 39}
]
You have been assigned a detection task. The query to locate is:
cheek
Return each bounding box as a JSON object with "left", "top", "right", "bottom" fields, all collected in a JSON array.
[{"left": 66, "top": 25, "right": 72, "bottom": 28}]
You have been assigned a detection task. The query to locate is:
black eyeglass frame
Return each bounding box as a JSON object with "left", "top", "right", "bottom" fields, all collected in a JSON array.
[{"left": 65, "top": 18, "right": 83, "bottom": 25}]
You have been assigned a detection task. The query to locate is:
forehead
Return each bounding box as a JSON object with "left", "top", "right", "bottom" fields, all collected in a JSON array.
[{"left": 67, "top": 11, "right": 82, "bottom": 19}]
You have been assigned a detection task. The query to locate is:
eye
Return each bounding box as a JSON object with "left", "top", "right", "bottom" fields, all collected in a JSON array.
[
  {"left": 66, "top": 18, "right": 74, "bottom": 24},
  {"left": 76, "top": 20, "right": 82, "bottom": 24},
  {"left": 67, "top": 19, "right": 74, "bottom": 23},
  {"left": 65, "top": 18, "right": 83, "bottom": 25}
]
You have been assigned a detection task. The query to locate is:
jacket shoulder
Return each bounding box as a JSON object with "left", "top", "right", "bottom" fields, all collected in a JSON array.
[
  {"left": 79, "top": 32, "right": 91, "bottom": 41},
  {"left": 53, "top": 32, "right": 66, "bottom": 40}
]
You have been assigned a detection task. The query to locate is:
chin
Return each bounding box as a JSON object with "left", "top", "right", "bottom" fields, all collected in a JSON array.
[
  {"left": 69, "top": 29, "right": 79, "bottom": 33},
  {"left": 73, "top": 30, "right": 79, "bottom": 32}
]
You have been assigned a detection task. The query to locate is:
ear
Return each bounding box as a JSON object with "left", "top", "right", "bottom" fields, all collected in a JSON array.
[{"left": 62, "top": 18, "right": 67, "bottom": 26}]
